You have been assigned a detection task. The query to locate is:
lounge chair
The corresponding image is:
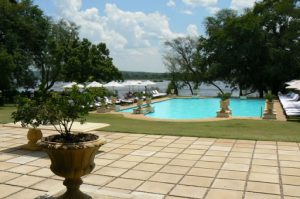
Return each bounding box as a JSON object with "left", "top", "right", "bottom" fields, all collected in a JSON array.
[
  {"left": 152, "top": 90, "right": 167, "bottom": 98},
  {"left": 120, "top": 98, "right": 134, "bottom": 104}
]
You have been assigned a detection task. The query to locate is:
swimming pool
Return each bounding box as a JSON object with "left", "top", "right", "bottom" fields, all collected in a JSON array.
[{"left": 120, "top": 98, "right": 265, "bottom": 119}]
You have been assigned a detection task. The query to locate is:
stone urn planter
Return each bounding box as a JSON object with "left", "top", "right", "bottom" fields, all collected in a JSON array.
[
  {"left": 111, "top": 96, "right": 116, "bottom": 104},
  {"left": 170, "top": 89, "right": 175, "bottom": 95},
  {"left": 263, "top": 100, "right": 276, "bottom": 119},
  {"left": 146, "top": 97, "right": 152, "bottom": 106},
  {"left": 24, "top": 128, "right": 42, "bottom": 150},
  {"left": 40, "top": 134, "right": 106, "bottom": 199},
  {"left": 11, "top": 97, "right": 46, "bottom": 151},
  {"left": 263, "top": 91, "right": 276, "bottom": 120},
  {"left": 266, "top": 101, "right": 274, "bottom": 114},
  {"left": 217, "top": 92, "right": 231, "bottom": 118},
  {"left": 220, "top": 99, "right": 231, "bottom": 113},
  {"left": 97, "top": 107, "right": 108, "bottom": 113},
  {"left": 220, "top": 100, "right": 228, "bottom": 111},
  {"left": 110, "top": 96, "right": 117, "bottom": 110},
  {"left": 137, "top": 99, "right": 143, "bottom": 108},
  {"left": 36, "top": 87, "right": 108, "bottom": 198}
]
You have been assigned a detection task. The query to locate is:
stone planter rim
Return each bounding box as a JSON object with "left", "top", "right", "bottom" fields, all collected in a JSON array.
[{"left": 40, "top": 134, "right": 106, "bottom": 150}]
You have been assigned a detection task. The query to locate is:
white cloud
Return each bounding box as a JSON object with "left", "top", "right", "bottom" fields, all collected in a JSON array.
[
  {"left": 230, "top": 0, "right": 261, "bottom": 10},
  {"left": 182, "top": 0, "right": 218, "bottom": 7},
  {"left": 182, "top": 0, "right": 219, "bottom": 15},
  {"left": 186, "top": 24, "right": 198, "bottom": 37},
  {"left": 181, "top": 9, "right": 193, "bottom": 15},
  {"left": 167, "top": 0, "right": 176, "bottom": 7},
  {"left": 51, "top": 0, "right": 186, "bottom": 72},
  {"left": 207, "top": 6, "right": 220, "bottom": 14}
]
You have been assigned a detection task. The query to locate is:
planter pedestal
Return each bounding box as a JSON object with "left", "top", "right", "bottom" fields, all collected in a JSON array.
[
  {"left": 263, "top": 101, "right": 276, "bottom": 120},
  {"left": 216, "top": 111, "right": 231, "bottom": 118},
  {"left": 57, "top": 178, "right": 90, "bottom": 199},
  {"left": 40, "top": 135, "right": 106, "bottom": 199},
  {"left": 22, "top": 128, "right": 42, "bottom": 151},
  {"left": 133, "top": 106, "right": 154, "bottom": 114},
  {"left": 97, "top": 107, "right": 109, "bottom": 113},
  {"left": 263, "top": 112, "right": 277, "bottom": 119}
]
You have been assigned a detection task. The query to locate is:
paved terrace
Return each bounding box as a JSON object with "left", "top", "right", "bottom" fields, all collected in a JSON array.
[{"left": 0, "top": 126, "right": 300, "bottom": 199}]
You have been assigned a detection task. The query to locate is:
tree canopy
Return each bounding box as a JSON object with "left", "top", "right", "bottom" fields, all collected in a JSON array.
[
  {"left": 164, "top": 0, "right": 300, "bottom": 97},
  {"left": 0, "top": 0, "right": 122, "bottom": 101}
]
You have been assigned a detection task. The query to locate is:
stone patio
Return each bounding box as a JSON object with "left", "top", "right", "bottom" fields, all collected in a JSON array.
[{"left": 0, "top": 126, "right": 300, "bottom": 198}]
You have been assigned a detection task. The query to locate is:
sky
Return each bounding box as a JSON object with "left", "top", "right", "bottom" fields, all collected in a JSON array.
[{"left": 34, "top": 0, "right": 260, "bottom": 73}]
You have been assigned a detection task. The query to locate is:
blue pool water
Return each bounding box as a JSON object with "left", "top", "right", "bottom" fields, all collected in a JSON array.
[{"left": 120, "top": 98, "right": 265, "bottom": 119}]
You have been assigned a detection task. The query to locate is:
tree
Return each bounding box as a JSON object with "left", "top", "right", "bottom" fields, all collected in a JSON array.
[
  {"left": 0, "top": 0, "right": 49, "bottom": 96},
  {"left": 201, "top": 9, "right": 241, "bottom": 93},
  {"left": 35, "top": 20, "right": 79, "bottom": 94},
  {"left": 202, "top": 1, "right": 300, "bottom": 96},
  {"left": 62, "top": 39, "right": 122, "bottom": 83},
  {"left": 253, "top": 0, "right": 300, "bottom": 94},
  {"left": 164, "top": 37, "right": 202, "bottom": 95},
  {"left": 203, "top": 9, "right": 269, "bottom": 96},
  {"left": 0, "top": 49, "right": 14, "bottom": 92}
]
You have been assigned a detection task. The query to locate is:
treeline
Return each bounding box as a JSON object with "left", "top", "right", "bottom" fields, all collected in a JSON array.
[
  {"left": 165, "top": 0, "right": 300, "bottom": 97},
  {"left": 0, "top": 0, "right": 122, "bottom": 102},
  {"left": 121, "top": 71, "right": 170, "bottom": 80}
]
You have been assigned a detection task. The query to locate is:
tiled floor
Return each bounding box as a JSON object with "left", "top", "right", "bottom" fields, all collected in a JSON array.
[{"left": 0, "top": 126, "right": 300, "bottom": 198}]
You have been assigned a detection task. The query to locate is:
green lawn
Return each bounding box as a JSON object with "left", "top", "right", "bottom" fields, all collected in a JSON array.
[
  {"left": 87, "top": 113, "right": 300, "bottom": 142},
  {"left": 0, "top": 105, "right": 15, "bottom": 124},
  {"left": 1, "top": 106, "right": 300, "bottom": 142}
]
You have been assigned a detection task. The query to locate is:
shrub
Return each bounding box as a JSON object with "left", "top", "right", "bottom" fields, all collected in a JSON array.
[
  {"left": 265, "top": 91, "right": 275, "bottom": 102},
  {"left": 218, "top": 92, "right": 231, "bottom": 101}
]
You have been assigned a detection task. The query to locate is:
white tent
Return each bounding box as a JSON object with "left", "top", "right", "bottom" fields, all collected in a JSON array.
[{"left": 86, "top": 81, "right": 103, "bottom": 88}]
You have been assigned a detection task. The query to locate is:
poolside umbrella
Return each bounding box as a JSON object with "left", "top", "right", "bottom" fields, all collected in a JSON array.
[
  {"left": 86, "top": 81, "right": 103, "bottom": 88},
  {"left": 104, "top": 81, "right": 124, "bottom": 92},
  {"left": 77, "top": 84, "right": 85, "bottom": 89},
  {"left": 140, "top": 80, "right": 156, "bottom": 86},
  {"left": 63, "top": 82, "right": 78, "bottom": 88},
  {"left": 285, "top": 80, "right": 300, "bottom": 85},
  {"left": 286, "top": 82, "right": 300, "bottom": 90},
  {"left": 122, "top": 80, "right": 142, "bottom": 92},
  {"left": 140, "top": 80, "right": 156, "bottom": 92}
]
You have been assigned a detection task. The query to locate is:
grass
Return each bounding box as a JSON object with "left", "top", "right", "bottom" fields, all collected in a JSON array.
[
  {"left": 0, "top": 105, "right": 16, "bottom": 124},
  {"left": 1, "top": 105, "right": 300, "bottom": 142},
  {"left": 87, "top": 113, "right": 300, "bottom": 142}
]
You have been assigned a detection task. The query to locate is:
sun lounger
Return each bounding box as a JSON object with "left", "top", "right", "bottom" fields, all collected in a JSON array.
[
  {"left": 120, "top": 98, "right": 134, "bottom": 104},
  {"left": 285, "top": 111, "right": 300, "bottom": 116},
  {"left": 152, "top": 90, "right": 167, "bottom": 98},
  {"left": 279, "top": 93, "right": 299, "bottom": 101},
  {"left": 278, "top": 92, "right": 300, "bottom": 117},
  {"left": 281, "top": 101, "right": 300, "bottom": 109}
]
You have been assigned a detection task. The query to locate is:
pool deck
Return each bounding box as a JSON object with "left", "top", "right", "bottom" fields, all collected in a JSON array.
[
  {"left": 104, "top": 97, "right": 287, "bottom": 122},
  {"left": 0, "top": 126, "right": 300, "bottom": 198}
]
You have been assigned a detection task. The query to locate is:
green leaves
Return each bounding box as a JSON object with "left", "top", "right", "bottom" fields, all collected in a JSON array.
[
  {"left": 62, "top": 40, "right": 122, "bottom": 83},
  {"left": 44, "top": 87, "right": 94, "bottom": 135},
  {"left": 11, "top": 96, "right": 47, "bottom": 128}
]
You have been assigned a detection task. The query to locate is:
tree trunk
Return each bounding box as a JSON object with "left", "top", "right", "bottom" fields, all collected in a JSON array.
[
  {"left": 259, "top": 89, "right": 264, "bottom": 98},
  {"left": 186, "top": 82, "right": 194, "bottom": 95},
  {"left": 210, "top": 81, "right": 223, "bottom": 94}
]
